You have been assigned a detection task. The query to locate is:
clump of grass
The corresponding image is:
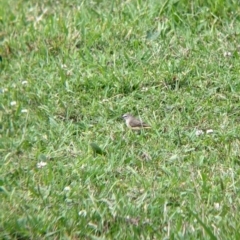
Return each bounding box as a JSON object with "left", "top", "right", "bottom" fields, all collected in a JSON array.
[{"left": 1, "top": 0, "right": 240, "bottom": 239}]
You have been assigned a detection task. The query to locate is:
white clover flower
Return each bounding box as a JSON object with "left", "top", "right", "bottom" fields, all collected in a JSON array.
[
  {"left": 206, "top": 129, "right": 214, "bottom": 134},
  {"left": 37, "top": 161, "right": 47, "bottom": 168},
  {"left": 78, "top": 210, "right": 87, "bottom": 217},
  {"left": 10, "top": 101, "right": 17, "bottom": 106},
  {"left": 1, "top": 88, "right": 8, "bottom": 93},
  {"left": 141, "top": 87, "right": 149, "bottom": 92},
  {"left": 223, "top": 51, "right": 232, "bottom": 57},
  {"left": 22, "top": 80, "right": 28, "bottom": 85},
  {"left": 61, "top": 64, "right": 67, "bottom": 69},
  {"left": 214, "top": 202, "right": 220, "bottom": 210},
  {"left": 195, "top": 129, "right": 204, "bottom": 136},
  {"left": 64, "top": 186, "right": 71, "bottom": 191},
  {"left": 21, "top": 109, "right": 28, "bottom": 113}
]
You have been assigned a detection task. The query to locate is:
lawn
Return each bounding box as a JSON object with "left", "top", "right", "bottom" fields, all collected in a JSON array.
[{"left": 1, "top": 0, "right": 240, "bottom": 239}]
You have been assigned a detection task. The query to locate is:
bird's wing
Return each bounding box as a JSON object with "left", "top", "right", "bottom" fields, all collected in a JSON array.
[{"left": 129, "top": 119, "right": 150, "bottom": 128}]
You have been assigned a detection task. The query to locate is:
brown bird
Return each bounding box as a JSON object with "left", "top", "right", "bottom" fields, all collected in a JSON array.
[{"left": 122, "top": 113, "right": 151, "bottom": 130}]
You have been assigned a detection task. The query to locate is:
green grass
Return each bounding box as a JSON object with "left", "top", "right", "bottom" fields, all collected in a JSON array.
[{"left": 1, "top": 0, "right": 240, "bottom": 239}]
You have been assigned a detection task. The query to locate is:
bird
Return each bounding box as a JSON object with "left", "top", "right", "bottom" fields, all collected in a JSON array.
[{"left": 122, "top": 113, "right": 151, "bottom": 130}]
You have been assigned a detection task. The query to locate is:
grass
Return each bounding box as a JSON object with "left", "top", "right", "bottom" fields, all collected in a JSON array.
[{"left": 1, "top": 0, "right": 240, "bottom": 239}]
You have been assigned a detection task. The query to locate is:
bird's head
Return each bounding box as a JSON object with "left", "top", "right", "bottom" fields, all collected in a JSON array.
[{"left": 122, "top": 113, "right": 132, "bottom": 120}]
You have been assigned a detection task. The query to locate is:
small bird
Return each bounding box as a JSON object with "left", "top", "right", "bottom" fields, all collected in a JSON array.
[{"left": 122, "top": 113, "right": 151, "bottom": 130}]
